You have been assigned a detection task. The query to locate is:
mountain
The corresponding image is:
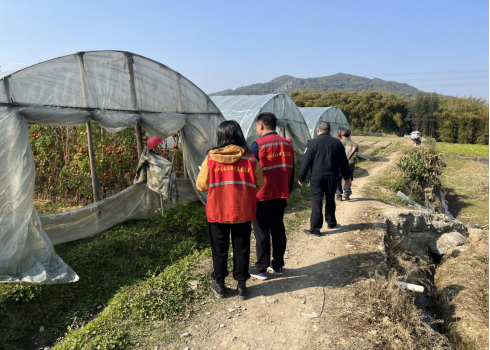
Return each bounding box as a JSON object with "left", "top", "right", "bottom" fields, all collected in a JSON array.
[{"left": 210, "top": 73, "right": 421, "bottom": 97}]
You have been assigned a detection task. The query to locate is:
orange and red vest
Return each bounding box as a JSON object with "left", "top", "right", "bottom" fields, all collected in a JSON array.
[
  {"left": 255, "top": 134, "right": 294, "bottom": 201},
  {"left": 206, "top": 153, "right": 258, "bottom": 223}
]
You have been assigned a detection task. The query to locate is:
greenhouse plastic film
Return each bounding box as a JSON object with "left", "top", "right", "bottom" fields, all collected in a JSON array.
[
  {"left": 0, "top": 108, "right": 79, "bottom": 283},
  {"left": 0, "top": 51, "right": 225, "bottom": 283}
]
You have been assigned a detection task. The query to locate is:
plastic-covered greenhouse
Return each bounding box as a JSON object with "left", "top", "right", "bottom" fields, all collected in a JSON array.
[
  {"left": 299, "top": 107, "right": 349, "bottom": 139},
  {"left": 0, "top": 51, "right": 224, "bottom": 284},
  {"left": 211, "top": 94, "right": 310, "bottom": 154}
]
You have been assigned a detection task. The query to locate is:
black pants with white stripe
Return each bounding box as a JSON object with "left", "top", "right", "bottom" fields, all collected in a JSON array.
[
  {"left": 208, "top": 221, "right": 251, "bottom": 281},
  {"left": 252, "top": 199, "right": 288, "bottom": 272}
]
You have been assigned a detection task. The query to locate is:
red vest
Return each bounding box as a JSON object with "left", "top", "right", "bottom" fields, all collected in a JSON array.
[
  {"left": 255, "top": 134, "right": 294, "bottom": 201},
  {"left": 206, "top": 153, "right": 258, "bottom": 223}
]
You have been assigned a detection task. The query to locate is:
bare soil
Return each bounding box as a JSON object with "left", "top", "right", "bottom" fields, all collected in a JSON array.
[{"left": 164, "top": 156, "right": 433, "bottom": 350}]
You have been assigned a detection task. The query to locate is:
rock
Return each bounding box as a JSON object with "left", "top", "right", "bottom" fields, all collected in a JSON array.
[
  {"left": 44, "top": 347, "right": 51, "bottom": 350},
  {"left": 468, "top": 227, "right": 485, "bottom": 239},
  {"left": 266, "top": 297, "right": 278, "bottom": 304},
  {"left": 228, "top": 308, "right": 236, "bottom": 313},
  {"left": 188, "top": 280, "right": 199, "bottom": 291},
  {"left": 301, "top": 300, "right": 306, "bottom": 304},
  {"left": 219, "top": 324, "right": 226, "bottom": 328},
  {"left": 180, "top": 332, "right": 191, "bottom": 338},
  {"left": 184, "top": 348, "right": 190, "bottom": 350},
  {"left": 429, "top": 231, "right": 467, "bottom": 255},
  {"left": 39, "top": 326, "right": 45, "bottom": 333}
]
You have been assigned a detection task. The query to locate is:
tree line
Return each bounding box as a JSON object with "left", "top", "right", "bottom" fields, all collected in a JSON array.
[{"left": 290, "top": 90, "right": 489, "bottom": 144}]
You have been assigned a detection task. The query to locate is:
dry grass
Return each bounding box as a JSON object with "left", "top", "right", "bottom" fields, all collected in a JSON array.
[
  {"left": 435, "top": 235, "right": 489, "bottom": 350},
  {"left": 441, "top": 156, "right": 489, "bottom": 226},
  {"left": 350, "top": 275, "right": 455, "bottom": 350}
]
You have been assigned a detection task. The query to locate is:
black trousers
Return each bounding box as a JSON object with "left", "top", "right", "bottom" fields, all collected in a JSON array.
[
  {"left": 310, "top": 175, "right": 338, "bottom": 232},
  {"left": 208, "top": 221, "right": 251, "bottom": 281},
  {"left": 252, "top": 199, "right": 288, "bottom": 272}
]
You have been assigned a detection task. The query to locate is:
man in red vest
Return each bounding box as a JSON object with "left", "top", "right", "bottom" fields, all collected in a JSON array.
[{"left": 248, "top": 112, "right": 295, "bottom": 280}]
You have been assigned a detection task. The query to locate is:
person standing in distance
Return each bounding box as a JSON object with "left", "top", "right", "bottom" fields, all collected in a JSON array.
[
  {"left": 248, "top": 112, "right": 295, "bottom": 280},
  {"left": 336, "top": 128, "right": 358, "bottom": 201},
  {"left": 298, "top": 122, "right": 351, "bottom": 236},
  {"left": 196, "top": 120, "right": 264, "bottom": 300}
]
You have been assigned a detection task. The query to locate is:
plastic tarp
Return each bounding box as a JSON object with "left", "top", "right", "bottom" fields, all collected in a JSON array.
[
  {"left": 211, "top": 94, "right": 310, "bottom": 155},
  {"left": 299, "top": 107, "right": 350, "bottom": 139},
  {"left": 0, "top": 51, "right": 224, "bottom": 284}
]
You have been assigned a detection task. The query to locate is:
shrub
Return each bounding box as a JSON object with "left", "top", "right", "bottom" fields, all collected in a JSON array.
[{"left": 397, "top": 148, "right": 443, "bottom": 186}]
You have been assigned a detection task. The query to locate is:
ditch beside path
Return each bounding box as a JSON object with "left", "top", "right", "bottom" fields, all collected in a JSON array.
[{"left": 169, "top": 157, "right": 396, "bottom": 350}]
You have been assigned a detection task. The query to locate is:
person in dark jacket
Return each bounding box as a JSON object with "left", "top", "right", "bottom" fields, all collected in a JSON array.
[{"left": 298, "top": 122, "right": 351, "bottom": 236}]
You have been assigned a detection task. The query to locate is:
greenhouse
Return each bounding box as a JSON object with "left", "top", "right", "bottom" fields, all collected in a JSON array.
[
  {"left": 211, "top": 94, "right": 310, "bottom": 155},
  {"left": 299, "top": 107, "right": 350, "bottom": 139},
  {"left": 0, "top": 50, "right": 224, "bottom": 284}
]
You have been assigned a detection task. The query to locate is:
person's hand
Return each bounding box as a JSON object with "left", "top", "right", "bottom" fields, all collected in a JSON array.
[
  {"left": 298, "top": 180, "right": 304, "bottom": 187},
  {"left": 345, "top": 178, "right": 352, "bottom": 186}
]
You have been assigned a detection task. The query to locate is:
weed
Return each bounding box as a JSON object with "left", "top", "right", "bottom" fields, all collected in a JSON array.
[{"left": 0, "top": 203, "right": 208, "bottom": 348}]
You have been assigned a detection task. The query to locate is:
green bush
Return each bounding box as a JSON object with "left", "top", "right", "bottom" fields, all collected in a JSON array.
[{"left": 397, "top": 148, "right": 442, "bottom": 186}]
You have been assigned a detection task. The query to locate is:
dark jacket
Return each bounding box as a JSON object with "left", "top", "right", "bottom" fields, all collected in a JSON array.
[{"left": 298, "top": 133, "right": 350, "bottom": 181}]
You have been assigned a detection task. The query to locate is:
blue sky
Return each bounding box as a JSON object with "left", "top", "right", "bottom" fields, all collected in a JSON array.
[{"left": 0, "top": 0, "right": 488, "bottom": 98}]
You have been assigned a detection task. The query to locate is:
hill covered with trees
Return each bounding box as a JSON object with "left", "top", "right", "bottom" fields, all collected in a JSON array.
[{"left": 211, "top": 73, "right": 421, "bottom": 97}]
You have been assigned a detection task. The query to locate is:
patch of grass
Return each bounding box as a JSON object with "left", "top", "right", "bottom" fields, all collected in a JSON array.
[
  {"left": 53, "top": 249, "right": 211, "bottom": 350},
  {"left": 437, "top": 142, "right": 489, "bottom": 157},
  {"left": 475, "top": 256, "right": 486, "bottom": 263},
  {"left": 440, "top": 156, "right": 489, "bottom": 226},
  {"left": 0, "top": 203, "right": 209, "bottom": 349}
]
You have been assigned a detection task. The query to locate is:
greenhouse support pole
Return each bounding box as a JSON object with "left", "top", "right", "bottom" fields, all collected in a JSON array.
[
  {"left": 125, "top": 52, "right": 144, "bottom": 158},
  {"left": 86, "top": 121, "right": 100, "bottom": 202},
  {"left": 77, "top": 52, "right": 100, "bottom": 203},
  {"left": 182, "top": 134, "right": 188, "bottom": 178},
  {"left": 280, "top": 127, "right": 286, "bottom": 138}
]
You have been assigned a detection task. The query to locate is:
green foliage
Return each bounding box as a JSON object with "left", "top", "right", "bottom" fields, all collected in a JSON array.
[
  {"left": 29, "top": 125, "right": 183, "bottom": 208},
  {"left": 435, "top": 96, "right": 489, "bottom": 145},
  {"left": 437, "top": 142, "right": 489, "bottom": 157},
  {"left": 0, "top": 203, "right": 208, "bottom": 348},
  {"left": 291, "top": 90, "right": 410, "bottom": 135},
  {"left": 475, "top": 256, "right": 486, "bottom": 263},
  {"left": 291, "top": 90, "right": 488, "bottom": 145},
  {"left": 0, "top": 284, "right": 43, "bottom": 304},
  {"left": 211, "top": 73, "right": 420, "bottom": 97},
  {"left": 53, "top": 250, "right": 208, "bottom": 350},
  {"left": 397, "top": 148, "right": 443, "bottom": 186},
  {"left": 407, "top": 92, "right": 439, "bottom": 138}
]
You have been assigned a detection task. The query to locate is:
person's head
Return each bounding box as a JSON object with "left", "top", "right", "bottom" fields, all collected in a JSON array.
[
  {"left": 212, "top": 120, "right": 249, "bottom": 152},
  {"left": 255, "top": 112, "right": 277, "bottom": 137},
  {"left": 317, "top": 121, "right": 331, "bottom": 136},
  {"left": 340, "top": 128, "right": 351, "bottom": 138}
]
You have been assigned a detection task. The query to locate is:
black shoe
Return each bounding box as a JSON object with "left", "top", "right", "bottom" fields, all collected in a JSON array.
[
  {"left": 303, "top": 229, "right": 321, "bottom": 237},
  {"left": 210, "top": 279, "right": 225, "bottom": 299},
  {"left": 327, "top": 223, "right": 337, "bottom": 229},
  {"left": 344, "top": 194, "right": 351, "bottom": 201},
  {"left": 335, "top": 194, "right": 342, "bottom": 201},
  {"left": 237, "top": 281, "right": 247, "bottom": 301}
]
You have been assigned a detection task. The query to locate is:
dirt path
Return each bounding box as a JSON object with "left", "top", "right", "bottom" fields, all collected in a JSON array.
[{"left": 171, "top": 158, "right": 396, "bottom": 350}]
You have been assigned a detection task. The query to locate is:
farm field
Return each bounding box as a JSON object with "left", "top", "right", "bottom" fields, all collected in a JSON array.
[{"left": 2, "top": 134, "right": 488, "bottom": 350}]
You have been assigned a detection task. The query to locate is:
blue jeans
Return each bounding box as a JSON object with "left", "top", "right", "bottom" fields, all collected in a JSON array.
[{"left": 336, "top": 166, "right": 354, "bottom": 196}]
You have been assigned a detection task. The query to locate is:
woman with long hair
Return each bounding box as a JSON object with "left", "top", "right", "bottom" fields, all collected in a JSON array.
[{"left": 196, "top": 120, "right": 264, "bottom": 300}]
